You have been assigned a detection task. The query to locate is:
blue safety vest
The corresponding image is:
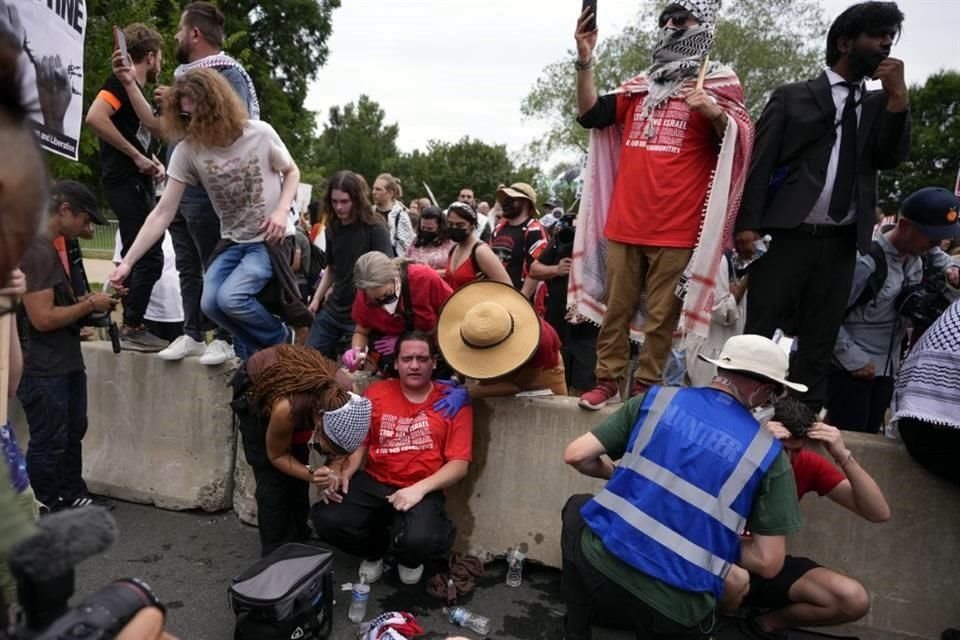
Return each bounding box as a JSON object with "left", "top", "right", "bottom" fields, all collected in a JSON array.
[{"left": 581, "top": 385, "right": 781, "bottom": 600}]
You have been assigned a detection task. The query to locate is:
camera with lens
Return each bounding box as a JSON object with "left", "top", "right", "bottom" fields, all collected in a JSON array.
[
  {"left": 897, "top": 272, "right": 956, "bottom": 337},
  {"left": 79, "top": 310, "right": 121, "bottom": 354},
  {"left": 554, "top": 213, "right": 578, "bottom": 259}
]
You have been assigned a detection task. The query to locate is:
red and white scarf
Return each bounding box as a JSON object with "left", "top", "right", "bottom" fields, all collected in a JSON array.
[{"left": 567, "top": 65, "right": 753, "bottom": 348}]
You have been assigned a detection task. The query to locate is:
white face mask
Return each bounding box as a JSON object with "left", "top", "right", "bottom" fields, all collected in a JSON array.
[{"left": 752, "top": 404, "right": 776, "bottom": 427}]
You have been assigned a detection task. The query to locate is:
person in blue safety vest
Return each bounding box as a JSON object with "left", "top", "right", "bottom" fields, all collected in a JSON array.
[{"left": 561, "top": 334, "right": 806, "bottom": 640}]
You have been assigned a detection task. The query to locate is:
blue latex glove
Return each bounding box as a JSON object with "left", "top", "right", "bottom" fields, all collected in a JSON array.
[
  {"left": 433, "top": 379, "right": 470, "bottom": 418},
  {"left": 374, "top": 334, "right": 399, "bottom": 356}
]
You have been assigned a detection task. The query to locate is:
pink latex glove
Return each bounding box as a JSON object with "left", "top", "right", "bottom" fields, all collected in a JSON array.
[
  {"left": 342, "top": 347, "right": 366, "bottom": 372},
  {"left": 374, "top": 335, "right": 399, "bottom": 356}
]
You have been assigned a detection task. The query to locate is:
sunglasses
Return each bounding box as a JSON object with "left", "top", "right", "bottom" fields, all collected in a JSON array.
[
  {"left": 178, "top": 111, "right": 193, "bottom": 124},
  {"left": 658, "top": 8, "right": 694, "bottom": 27}
]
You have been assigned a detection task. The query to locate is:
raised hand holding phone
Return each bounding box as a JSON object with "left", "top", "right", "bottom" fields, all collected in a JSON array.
[
  {"left": 113, "top": 25, "right": 130, "bottom": 67},
  {"left": 581, "top": 0, "right": 597, "bottom": 32}
]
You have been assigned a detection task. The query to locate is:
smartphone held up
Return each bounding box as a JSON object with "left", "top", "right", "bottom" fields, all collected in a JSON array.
[
  {"left": 581, "top": 0, "right": 598, "bottom": 31},
  {"left": 113, "top": 25, "right": 130, "bottom": 66}
]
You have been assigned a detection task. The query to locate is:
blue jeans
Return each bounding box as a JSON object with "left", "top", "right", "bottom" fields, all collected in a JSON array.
[
  {"left": 306, "top": 308, "right": 355, "bottom": 359},
  {"left": 17, "top": 372, "right": 88, "bottom": 507},
  {"left": 200, "top": 242, "right": 287, "bottom": 358}
]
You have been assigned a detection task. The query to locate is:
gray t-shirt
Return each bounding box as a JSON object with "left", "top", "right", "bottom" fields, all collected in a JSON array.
[{"left": 167, "top": 120, "right": 295, "bottom": 243}]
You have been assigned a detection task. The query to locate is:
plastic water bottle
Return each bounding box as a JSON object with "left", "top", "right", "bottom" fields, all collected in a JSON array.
[
  {"left": 733, "top": 235, "right": 771, "bottom": 274},
  {"left": 506, "top": 548, "right": 525, "bottom": 587},
  {"left": 347, "top": 578, "right": 370, "bottom": 623},
  {"left": 445, "top": 606, "right": 491, "bottom": 635}
]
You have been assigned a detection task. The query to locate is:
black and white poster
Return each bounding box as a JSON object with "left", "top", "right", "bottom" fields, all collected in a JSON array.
[{"left": 1, "top": 0, "right": 86, "bottom": 160}]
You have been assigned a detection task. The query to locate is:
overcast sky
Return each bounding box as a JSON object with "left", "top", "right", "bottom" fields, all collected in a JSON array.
[{"left": 304, "top": 0, "right": 958, "bottom": 164}]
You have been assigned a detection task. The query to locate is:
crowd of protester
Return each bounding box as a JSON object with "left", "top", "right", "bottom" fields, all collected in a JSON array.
[{"left": 2, "top": 1, "right": 960, "bottom": 639}]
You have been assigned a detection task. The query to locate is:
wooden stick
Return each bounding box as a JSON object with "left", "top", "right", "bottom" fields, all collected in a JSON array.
[
  {"left": 696, "top": 55, "right": 710, "bottom": 91},
  {"left": 0, "top": 297, "right": 11, "bottom": 425}
]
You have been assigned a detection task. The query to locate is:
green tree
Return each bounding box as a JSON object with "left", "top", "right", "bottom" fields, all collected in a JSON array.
[
  {"left": 388, "top": 137, "right": 537, "bottom": 206},
  {"left": 521, "top": 0, "right": 827, "bottom": 159},
  {"left": 312, "top": 95, "right": 401, "bottom": 183},
  {"left": 878, "top": 71, "right": 960, "bottom": 209}
]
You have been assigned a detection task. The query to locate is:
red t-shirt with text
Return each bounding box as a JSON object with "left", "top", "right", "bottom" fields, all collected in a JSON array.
[
  {"left": 352, "top": 264, "right": 453, "bottom": 335},
  {"left": 362, "top": 379, "right": 473, "bottom": 488},
  {"left": 790, "top": 449, "right": 846, "bottom": 499},
  {"left": 606, "top": 94, "right": 721, "bottom": 248}
]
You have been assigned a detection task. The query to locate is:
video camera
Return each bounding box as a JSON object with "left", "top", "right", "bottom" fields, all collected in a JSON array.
[
  {"left": 80, "top": 310, "right": 121, "bottom": 354},
  {"left": 554, "top": 213, "right": 578, "bottom": 259},
  {"left": 897, "top": 273, "right": 957, "bottom": 337},
  {"left": 7, "top": 507, "right": 165, "bottom": 640}
]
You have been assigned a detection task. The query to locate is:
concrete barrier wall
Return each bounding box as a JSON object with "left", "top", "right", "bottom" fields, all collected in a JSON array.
[{"left": 13, "top": 348, "right": 955, "bottom": 638}]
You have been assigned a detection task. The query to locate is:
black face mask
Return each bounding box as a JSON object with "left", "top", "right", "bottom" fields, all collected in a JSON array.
[
  {"left": 367, "top": 292, "right": 398, "bottom": 308},
  {"left": 418, "top": 230, "right": 438, "bottom": 244},
  {"left": 501, "top": 200, "right": 524, "bottom": 220},
  {"left": 449, "top": 228, "right": 470, "bottom": 243}
]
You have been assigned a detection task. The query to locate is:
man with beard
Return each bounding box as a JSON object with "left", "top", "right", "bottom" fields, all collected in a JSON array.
[
  {"left": 118, "top": 2, "right": 261, "bottom": 365},
  {"left": 490, "top": 182, "right": 549, "bottom": 297},
  {"left": 734, "top": 2, "right": 910, "bottom": 412},
  {"left": 85, "top": 23, "right": 168, "bottom": 353},
  {"left": 571, "top": 1, "right": 754, "bottom": 411}
]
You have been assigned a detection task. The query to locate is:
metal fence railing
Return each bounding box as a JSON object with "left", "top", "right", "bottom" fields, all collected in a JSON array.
[{"left": 79, "top": 220, "right": 119, "bottom": 260}]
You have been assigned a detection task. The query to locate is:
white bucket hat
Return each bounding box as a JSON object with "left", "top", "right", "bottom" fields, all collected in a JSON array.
[{"left": 698, "top": 335, "right": 808, "bottom": 393}]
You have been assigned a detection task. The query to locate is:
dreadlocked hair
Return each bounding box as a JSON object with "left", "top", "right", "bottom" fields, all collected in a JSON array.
[
  {"left": 251, "top": 346, "right": 349, "bottom": 429},
  {"left": 773, "top": 396, "right": 816, "bottom": 438}
]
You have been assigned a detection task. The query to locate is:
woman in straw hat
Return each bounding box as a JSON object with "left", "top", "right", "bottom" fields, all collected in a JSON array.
[
  {"left": 231, "top": 344, "right": 372, "bottom": 555},
  {"left": 434, "top": 281, "right": 566, "bottom": 415},
  {"left": 343, "top": 252, "right": 453, "bottom": 374}
]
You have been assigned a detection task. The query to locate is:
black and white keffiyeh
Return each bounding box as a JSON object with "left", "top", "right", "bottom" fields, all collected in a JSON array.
[
  {"left": 893, "top": 300, "right": 960, "bottom": 430},
  {"left": 322, "top": 392, "right": 372, "bottom": 452},
  {"left": 175, "top": 52, "right": 261, "bottom": 119}
]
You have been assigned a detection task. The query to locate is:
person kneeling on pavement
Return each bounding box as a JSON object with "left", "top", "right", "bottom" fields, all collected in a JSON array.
[
  {"left": 561, "top": 335, "right": 804, "bottom": 639},
  {"left": 231, "top": 344, "right": 371, "bottom": 556},
  {"left": 311, "top": 332, "right": 472, "bottom": 586},
  {"left": 433, "top": 280, "right": 567, "bottom": 415},
  {"left": 734, "top": 397, "right": 890, "bottom": 639}
]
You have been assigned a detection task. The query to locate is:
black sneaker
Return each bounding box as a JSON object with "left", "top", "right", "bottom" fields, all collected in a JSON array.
[
  {"left": 54, "top": 494, "right": 115, "bottom": 512},
  {"left": 120, "top": 327, "right": 170, "bottom": 353},
  {"left": 739, "top": 615, "right": 789, "bottom": 640}
]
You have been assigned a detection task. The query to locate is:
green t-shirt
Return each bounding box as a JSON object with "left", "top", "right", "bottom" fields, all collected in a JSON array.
[{"left": 580, "top": 392, "right": 802, "bottom": 626}]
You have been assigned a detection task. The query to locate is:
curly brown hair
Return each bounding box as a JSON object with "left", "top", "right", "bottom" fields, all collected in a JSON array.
[
  {"left": 251, "top": 345, "right": 350, "bottom": 436},
  {"left": 162, "top": 68, "right": 247, "bottom": 147}
]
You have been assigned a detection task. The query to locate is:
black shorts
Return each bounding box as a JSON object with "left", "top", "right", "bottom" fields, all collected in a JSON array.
[{"left": 743, "top": 555, "right": 821, "bottom": 610}]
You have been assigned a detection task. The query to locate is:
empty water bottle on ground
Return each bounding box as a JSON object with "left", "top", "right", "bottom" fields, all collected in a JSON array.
[
  {"left": 348, "top": 577, "right": 370, "bottom": 623},
  {"left": 445, "top": 606, "right": 491, "bottom": 635},
  {"left": 733, "top": 234, "right": 771, "bottom": 275},
  {"left": 506, "top": 547, "right": 525, "bottom": 587}
]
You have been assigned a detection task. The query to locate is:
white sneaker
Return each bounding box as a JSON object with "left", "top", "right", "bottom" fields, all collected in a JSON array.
[
  {"left": 398, "top": 563, "right": 424, "bottom": 585},
  {"left": 358, "top": 558, "right": 384, "bottom": 584},
  {"left": 158, "top": 335, "right": 206, "bottom": 361},
  {"left": 198, "top": 339, "right": 235, "bottom": 366}
]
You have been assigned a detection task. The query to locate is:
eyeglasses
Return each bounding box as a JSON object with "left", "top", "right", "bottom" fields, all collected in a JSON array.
[
  {"left": 178, "top": 111, "right": 193, "bottom": 124},
  {"left": 658, "top": 8, "right": 694, "bottom": 28}
]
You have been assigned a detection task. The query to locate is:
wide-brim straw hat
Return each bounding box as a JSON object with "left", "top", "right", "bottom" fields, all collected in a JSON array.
[
  {"left": 698, "top": 334, "right": 808, "bottom": 393},
  {"left": 437, "top": 281, "right": 541, "bottom": 380}
]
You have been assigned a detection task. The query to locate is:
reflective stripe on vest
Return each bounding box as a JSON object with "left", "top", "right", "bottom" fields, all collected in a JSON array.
[{"left": 583, "top": 386, "right": 781, "bottom": 598}]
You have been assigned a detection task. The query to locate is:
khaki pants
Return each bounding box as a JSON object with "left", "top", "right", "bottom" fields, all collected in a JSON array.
[
  {"left": 0, "top": 486, "right": 39, "bottom": 605},
  {"left": 595, "top": 242, "right": 691, "bottom": 386}
]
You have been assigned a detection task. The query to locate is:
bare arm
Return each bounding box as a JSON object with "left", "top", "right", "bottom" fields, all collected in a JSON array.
[
  {"left": 85, "top": 98, "right": 152, "bottom": 169},
  {"left": 466, "top": 379, "right": 522, "bottom": 399},
  {"left": 265, "top": 398, "right": 312, "bottom": 481},
  {"left": 475, "top": 244, "right": 513, "bottom": 286},
  {"left": 387, "top": 459, "right": 470, "bottom": 512},
  {"left": 310, "top": 267, "right": 334, "bottom": 310},
  {"left": 520, "top": 277, "right": 539, "bottom": 300},
  {"left": 1, "top": 270, "right": 25, "bottom": 394},
  {"left": 351, "top": 326, "right": 371, "bottom": 352},
  {"left": 809, "top": 422, "right": 890, "bottom": 523},
  {"left": 739, "top": 533, "right": 786, "bottom": 579},
  {"left": 21, "top": 289, "right": 114, "bottom": 333},
  {"left": 574, "top": 8, "right": 599, "bottom": 117},
  {"left": 563, "top": 432, "right": 616, "bottom": 480},
  {"left": 121, "top": 179, "right": 185, "bottom": 269}
]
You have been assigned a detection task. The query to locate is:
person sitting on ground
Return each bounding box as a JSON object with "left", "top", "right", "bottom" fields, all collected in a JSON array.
[
  {"left": 307, "top": 171, "right": 393, "bottom": 358},
  {"left": 372, "top": 173, "right": 415, "bottom": 258},
  {"left": 108, "top": 69, "right": 301, "bottom": 360},
  {"left": 735, "top": 397, "right": 890, "bottom": 639},
  {"left": 343, "top": 252, "right": 453, "bottom": 375},
  {"left": 434, "top": 281, "right": 567, "bottom": 413},
  {"left": 406, "top": 207, "right": 455, "bottom": 275},
  {"left": 827, "top": 187, "right": 960, "bottom": 434},
  {"left": 231, "top": 344, "right": 371, "bottom": 555},
  {"left": 892, "top": 298, "right": 960, "bottom": 487},
  {"left": 444, "top": 202, "right": 512, "bottom": 291},
  {"left": 560, "top": 335, "right": 804, "bottom": 639},
  {"left": 310, "top": 332, "right": 472, "bottom": 586}
]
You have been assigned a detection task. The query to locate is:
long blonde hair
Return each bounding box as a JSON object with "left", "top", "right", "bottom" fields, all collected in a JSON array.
[{"left": 163, "top": 68, "right": 248, "bottom": 147}]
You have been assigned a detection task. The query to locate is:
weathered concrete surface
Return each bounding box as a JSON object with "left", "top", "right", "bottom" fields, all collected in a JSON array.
[
  {"left": 80, "top": 343, "right": 237, "bottom": 511},
  {"left": 790, "top": 432, "right": 960, "bottom": 640}
]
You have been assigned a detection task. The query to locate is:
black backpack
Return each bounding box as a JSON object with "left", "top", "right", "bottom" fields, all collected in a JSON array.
[
  {"left": 847, "top": 241, "right": 890, "bottom": 313},
  {"left": 229, "top": 543, "right": 334, "bottom": 640}
]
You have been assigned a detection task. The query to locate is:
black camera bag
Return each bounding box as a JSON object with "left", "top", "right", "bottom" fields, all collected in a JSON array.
[{"left": 229, "top": 543, "right": 334, "bottom": 640}]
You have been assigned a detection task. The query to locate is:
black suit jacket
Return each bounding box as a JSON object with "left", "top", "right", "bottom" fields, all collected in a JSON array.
[{"left": 735, "top": 71, "right": 911, "bottom": 253}]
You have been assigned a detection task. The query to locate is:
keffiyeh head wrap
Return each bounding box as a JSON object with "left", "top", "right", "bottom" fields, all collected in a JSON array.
[
  {"left": 322, "top": 392, "right": 371, "bottom": 453},
  {"left": 681, "top": 0, "right": 722, "bottom": 25}
]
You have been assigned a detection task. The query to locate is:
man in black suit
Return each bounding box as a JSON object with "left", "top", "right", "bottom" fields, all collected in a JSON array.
[{"left": 734, "top": 1, "right": 910, "bottom": 411}]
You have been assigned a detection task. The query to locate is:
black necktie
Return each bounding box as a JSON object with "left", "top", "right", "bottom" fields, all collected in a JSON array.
[{"left": 828, "top": 83, "right": 859, "bottom": 223}]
